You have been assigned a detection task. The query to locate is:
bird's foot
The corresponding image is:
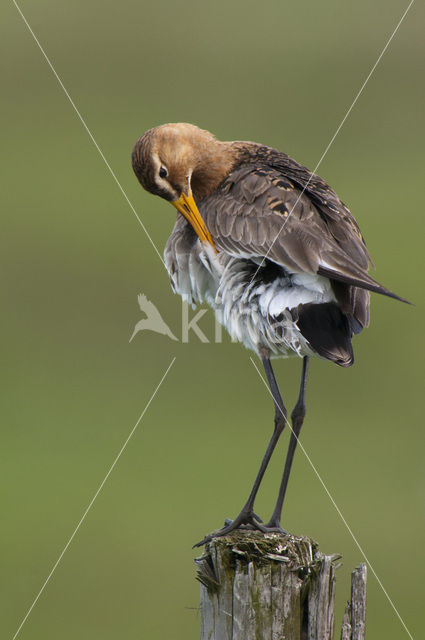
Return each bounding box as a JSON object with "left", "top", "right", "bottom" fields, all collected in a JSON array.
[
  {"left": 263, "top": 517, "right": 287, "bottom": 535},
  {"left": 193, "top": 510, "right": 266, "bottom": 548}
]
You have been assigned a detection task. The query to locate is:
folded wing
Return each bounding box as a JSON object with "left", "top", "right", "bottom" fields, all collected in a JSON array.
[{"left": 199, "top": 162, "right": 407, "bottom": 334}]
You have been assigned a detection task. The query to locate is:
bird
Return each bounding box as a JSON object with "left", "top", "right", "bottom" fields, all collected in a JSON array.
[
  {"left": 131, "top": 122, "right": 407, "bottom": 546},
  {"left": 129, "top": 293, "right": 178, "bottom": 342}
]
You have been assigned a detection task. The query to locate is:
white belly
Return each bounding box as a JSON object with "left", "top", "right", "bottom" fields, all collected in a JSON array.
[{"left": 167, "top": 242, "right": 336, "bottom": 358}]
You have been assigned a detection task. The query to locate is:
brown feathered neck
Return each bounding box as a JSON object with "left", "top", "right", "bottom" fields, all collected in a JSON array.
[{"left": 131, "top": 123, "right": 263, "bottom": 201}]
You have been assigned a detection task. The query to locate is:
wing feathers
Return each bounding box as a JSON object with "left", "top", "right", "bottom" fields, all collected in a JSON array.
[
  {"left": 318, "top": 265, "right": 409, "bottom": 304},
  {"left": 201, "top": 164, "right": 408, "bottom": 305}
]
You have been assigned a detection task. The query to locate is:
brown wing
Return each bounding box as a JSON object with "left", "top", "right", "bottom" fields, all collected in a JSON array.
[{"left": 199, "top": 164, "right": 406, "bottom": 328}]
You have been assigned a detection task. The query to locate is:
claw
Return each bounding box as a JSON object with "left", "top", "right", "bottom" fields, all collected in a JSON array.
[
  {"left": 264, "top": 519, "right": 288, "bottom": 535},
  {"left": 193, "top": 510, "right": 267, "bottom": 548}
]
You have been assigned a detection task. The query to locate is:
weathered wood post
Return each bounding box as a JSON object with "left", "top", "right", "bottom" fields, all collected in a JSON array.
[{"left": 195, "top": 531, "right": 366, "bottom": 639}]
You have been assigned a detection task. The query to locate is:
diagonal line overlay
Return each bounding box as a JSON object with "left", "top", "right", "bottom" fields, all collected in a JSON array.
[
  {"left": 11, "top": 357, "right": 176, "bottom": 640},
  {"left": 12, "top": 0, "right": 165, "bottom": 268},
  {"left": 11, "top": 0, "right": 416, "bottom": 637},
  {"left": 249, "top": 0, "right": 415, "bottom": 283},
  {"left": 250, "top": 357, "right": 414, "bottom": 640}
]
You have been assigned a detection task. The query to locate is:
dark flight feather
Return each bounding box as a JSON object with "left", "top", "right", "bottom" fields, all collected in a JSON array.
[{"left": 199, "top": 150, "right": 409, "bottom": 335}]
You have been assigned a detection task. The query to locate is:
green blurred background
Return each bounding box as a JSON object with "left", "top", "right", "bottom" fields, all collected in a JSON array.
[{"left": 1, "top": 0, "right": 424, "bottom": 637}]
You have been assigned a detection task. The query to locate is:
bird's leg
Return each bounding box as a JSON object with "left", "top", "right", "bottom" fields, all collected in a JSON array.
[
  {"left": 194, "top": 356, "right": 288, "bottom": 547},
  {"left": 242, "top": 356, "right": 288, "bottom": 514},
  {"left": 266, "top": 356, "right": 309, "bottom": 530}
]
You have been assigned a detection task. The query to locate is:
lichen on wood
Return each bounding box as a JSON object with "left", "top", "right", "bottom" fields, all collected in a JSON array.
[
  {"left": 195, "top": 530, "right": 338, "bottom": 639},
  {"left": 195, "top": 531, "right": 366, "bottom": 640}
]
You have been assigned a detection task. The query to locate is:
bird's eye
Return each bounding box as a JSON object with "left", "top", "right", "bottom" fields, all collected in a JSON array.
[{"left": 159, "top": 166, "right": 168, "bottom": 178}]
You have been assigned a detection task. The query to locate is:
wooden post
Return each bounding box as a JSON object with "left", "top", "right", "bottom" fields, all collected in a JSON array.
[
  {"left": 195, "top": 531, "right": 366, "bottom": 640},
  {"left": 341, "top": 564, "right": 367, "bottom": 640}
]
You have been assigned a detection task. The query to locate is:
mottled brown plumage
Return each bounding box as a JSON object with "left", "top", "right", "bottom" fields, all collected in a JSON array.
[
  {"left": 132, "top": 123, "right": 404, "bottom": 347},
  {"left": 131, "top": 123, "right": 407, "bottom": 543}
]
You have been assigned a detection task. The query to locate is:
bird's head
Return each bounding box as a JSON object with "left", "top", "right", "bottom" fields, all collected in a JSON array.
[{"left": 131, "top": 123, "right": 235, "bottom": 248}]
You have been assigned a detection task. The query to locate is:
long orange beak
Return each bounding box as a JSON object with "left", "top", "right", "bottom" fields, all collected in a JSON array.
[{"left": 172, "top": 191, "right": 217, "bottom": 251}]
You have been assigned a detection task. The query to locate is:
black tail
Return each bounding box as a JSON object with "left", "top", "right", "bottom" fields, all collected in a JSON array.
[{"left": 296, "top": 302, "right": 354, "bottom": 367}]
